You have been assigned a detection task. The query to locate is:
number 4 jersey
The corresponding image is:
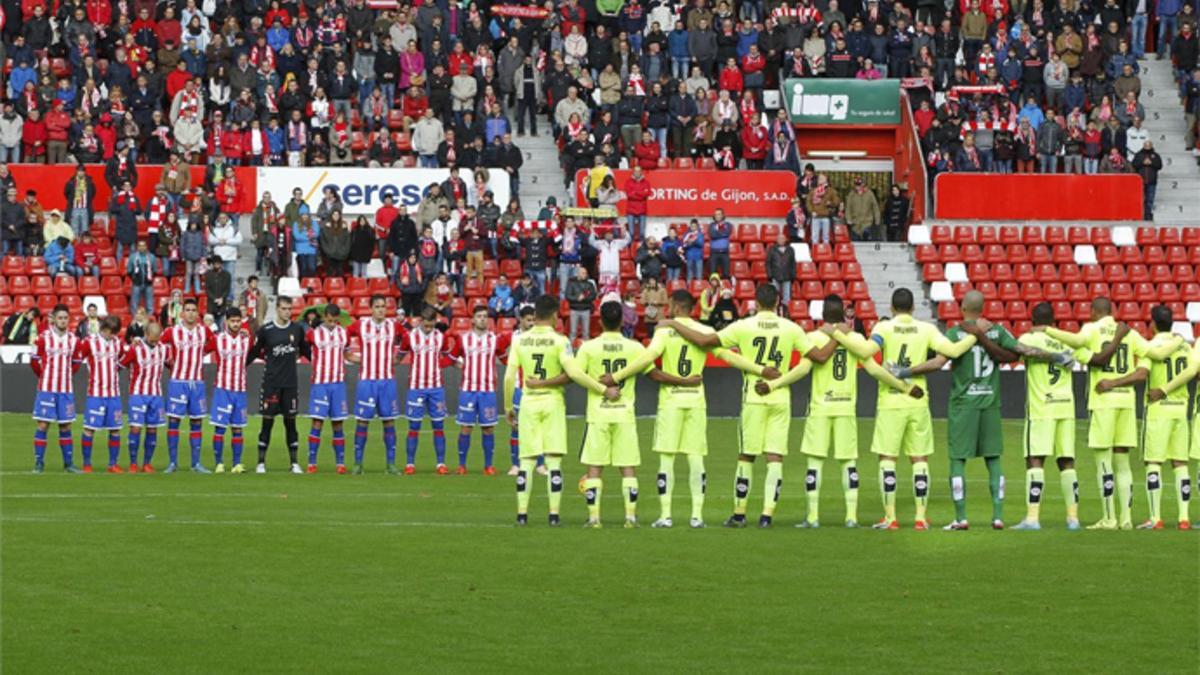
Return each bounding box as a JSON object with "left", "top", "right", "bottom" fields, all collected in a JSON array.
[{"left": 945, "top": 323, "right": 1022, "bottom": 410}]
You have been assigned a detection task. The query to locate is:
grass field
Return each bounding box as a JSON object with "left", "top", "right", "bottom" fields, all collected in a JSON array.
[{"left": 2, "top": 412, "right": 1198, "bottom": 673}]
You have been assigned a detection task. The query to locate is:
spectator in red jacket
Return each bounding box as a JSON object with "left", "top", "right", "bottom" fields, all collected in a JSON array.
[
  {"left": 21, "top": 109, "right": 47, "bottom": 163},
  {"left": 740, "top": 123, "right": 769, "bottom": 169},
  {"left": 623, "top": 165, "right": 652, "bottom": 240},
  {"left": 45, "top": 101, "right": 71, "bottom": 164},
  {"left": 633, "top": 130, "right": 661, "bottom": 170},
  {"left": 718, "top": 58, "right": 744, "bottom": 95},
  {"left": 74, "top": 230, "right": 101, "bottom": 277},
  {"left": 401, "top": 87, "right": 429, "bottom": 133}
]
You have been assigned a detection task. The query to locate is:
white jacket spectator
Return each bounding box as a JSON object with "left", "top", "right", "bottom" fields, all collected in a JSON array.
[
  {"left": 209, "top": 216, "right": 244, "bottom": 264},
  {"left": 411, "top": 113, "right": 444, "bottom": 156},
  {"left": 590, "top": 227, "right": 633, "bottom": 284}
]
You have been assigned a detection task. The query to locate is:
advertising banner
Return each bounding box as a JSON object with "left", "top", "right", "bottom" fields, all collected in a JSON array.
[
  {"left": 782, "top": 79, "right": 901, "bottom": 125},
  {"left": 7, "top": 164, "right": 258, "bottom": 213},
  {"left": 255, "top": 167, "right": 512, "bottom": 214},
  {"left": 573, "top": 169, "right": 796, "bottom": 217},
  {"left": 934, "top": 173, "right": 1143, "bottom": 221}
]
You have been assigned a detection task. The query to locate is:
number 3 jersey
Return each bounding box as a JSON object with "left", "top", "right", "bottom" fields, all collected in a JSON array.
[
  {"left": 574, "top": 332, "right": 648, "bottom": 423},
  {"left": 945, "top": 323, "right": 1023, "bottom": 410},
  {"left": 718, "top": 311, "right": 811, "bottom": 406},
  {"left": 1019, "top": 331, "right": 1091, "bottom": 420}
]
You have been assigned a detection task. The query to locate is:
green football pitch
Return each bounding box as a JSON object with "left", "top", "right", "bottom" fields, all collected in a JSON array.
[{"left": 2, "top": 412, "right": 1197, "bottom": 673}]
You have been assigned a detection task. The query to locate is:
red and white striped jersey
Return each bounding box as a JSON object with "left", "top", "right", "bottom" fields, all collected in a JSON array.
[
  {"left": 499, "top": 329, "right": 526, "bottom": 388},
  {"left": 346, "top": 318, "right": 407, "bottom": 381},
  {"left": 307, "top": 324, "right": 349, "bottom": 384},
  {"left": 77, "top": 334, "right": 124, "bottom": 398},
  {"left": 509, "top": 220, "right": 560, "bottom": 242},
  {"left": 161, "top": 323, "right": 217, "bottom": 381},
  {"left": 403, "top": 328, "right": 450, "bottom": 390},
  {"left": 32, "top": 329, "right": 79, "bottom": 394},
  {"left": 451, "top": 330, "right": 511, "bottom": 393},
  {"left": 214, "top": 330, "right": 253, "bottom": 392},
  {"left": 123, "top": 339, "right": 170, "bottom": 396}
]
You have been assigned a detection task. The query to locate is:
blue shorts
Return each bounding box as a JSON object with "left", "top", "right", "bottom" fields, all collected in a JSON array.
[
  {"left": 406, "top": 388, "right": 447, "bottom": 421},
  {"left": 84, "top": 396, "right": 124, "bottom": 430},
  {"left": 33, "top": 391, "right": 76, "bottom": 424},
  {"left": 210, "top": 388, "right": 249, "bottom": 428},
  {"left": 308, "top": 382, "right": 349, "bottom": 421},
  {"left": 167, "top": 380, "right": 208, "bottom": 418},
  {"left": 456, "top": 391, "right": 499, "bottom": 426},
  {"left": 355, "top": 379, "right": 401, "bottom": 420},
  {"left": 128, "top": 395, "right": 166, "bottom": 427}
]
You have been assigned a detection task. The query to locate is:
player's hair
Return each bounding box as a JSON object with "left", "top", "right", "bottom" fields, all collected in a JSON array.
[
  {"left": 534, "top": 295, "right": 559, "bottom": 320},
  {"left": 369, "top": 294, "right": 388, "bottom": 307},
  {"left": 518, "top": 305, "right": 536, "bottom": 319},
  {"left": 100, "top": 315, "right": 122, "bottom": 333},
  {"left": 182, "top": 297, "right": 199, "bottom": 308},
  {"left": 822, "top": 294, "right": 844, "bottom": 323},
  {"left": 420, "top": 306, "right": 437, "bottom": 322},
  {"left": 1031, "top": 302, "right": 1055, "bottom": 326},
  {"left": 755, "top": 283, "right": 779, "bottom": 309},
  {"left": 1092, "top": 296, "right": 1112, "bottom": 315},
  {"left": 891, "top": 288, "right": 914, "bottom": 312},
  {"left": 1151, "top": 304, "right": 1173, "bottom": 332},
  {"left": 599, "top": 301, "right": 623, "bottom": 331},
  {"left": 324, "top": 303, "right": 341, "bottom": 317},
  {"left": 472, "top": 304, "right": 489, "bottom": 316},
  {"left": 670, "top": 290, "right": 695, "bottom": 311},
  {"left": 52, "top": 303, "right": 69, "bottom": 315},
  {"left": 225, "top": 307, "right": 242, "bottom": 319},
  {"left": 277, "top": 296, "right": 293, "bottom": 306}
]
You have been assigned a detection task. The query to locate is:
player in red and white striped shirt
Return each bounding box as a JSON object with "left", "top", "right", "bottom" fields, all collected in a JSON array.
[
  {"left": 449, "top": 305, "right": 512, "bottom": 475},
  {"left": 159, "top": 298, "right": 217, "bottom": 473},
  {"left": 345, "top": 296, "right": 408, "bottom": 474},
  {"left": 31, "top": 304, "right": 82, "bottom": 473},
  {"left": 76, "top": 316, "right": 126, "bottom": 472},
  {"left": 210, "top": 309, "right": 254, "bottom": 474},
  {"left": 402, "top": 306, "right": 455, "bottom": 474},
  {"left": 306, "top": 305, "right": 353, "bottom": 473},
  {"left": 122, "top": 322, "right": 170, "bottom": 472}
]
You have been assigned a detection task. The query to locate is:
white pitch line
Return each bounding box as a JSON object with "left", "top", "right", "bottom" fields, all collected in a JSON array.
[{"left": 1, "top": 515, "right": 512, "bottom": 528}]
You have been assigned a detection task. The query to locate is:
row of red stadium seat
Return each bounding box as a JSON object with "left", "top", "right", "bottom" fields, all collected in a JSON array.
[
  {"left": 916, "top": 243, "right": 1200, "bottom": 266},
  {"left": 923, "top": 263, "right": 1200, "bottom": 286},
  {"left": 926, "top": 225, "right": 1200, "bottom": 247}
]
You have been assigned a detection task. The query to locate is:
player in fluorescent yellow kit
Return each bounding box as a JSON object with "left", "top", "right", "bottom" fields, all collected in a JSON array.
[
  {"left": 562, "top": 301, "right": 707, "bottom": 528},
  {"left": 1150, "top": 316, "right": 1200, "bottom": 530},
  {"left": 1132, "top": 306, "right": 1193, "bottom": 530},
  {"left": 1042, "top": 297, "right": 1180, "bottom": 530},
  {"left": 662, "top": 283, "right": 837, "bottom": 528},
  {"left": 831, "top": 288, "right": 977, "bottom": 530},
  {"left": 762, "top": 295, "right": 921, "bottom": 528},
  {"left": 606, "top": 290, "right": 765, "bottom": 529},
  {"left": 503, "top": 295, "right": 613, "bottom": 526},
  {"left": 1011, "top": 303, "right": 1094, "bottom": 531}
]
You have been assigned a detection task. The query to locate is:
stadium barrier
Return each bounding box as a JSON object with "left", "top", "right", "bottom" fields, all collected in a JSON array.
[
  {"left": 933, "top": 173, "right": 1145, "bottom": 221},
  {"left": 7, "top": 163, "right": 259, "bottom": 213},
  {"left": 572, "top": 169, "right": 797, "bottom": 217}
]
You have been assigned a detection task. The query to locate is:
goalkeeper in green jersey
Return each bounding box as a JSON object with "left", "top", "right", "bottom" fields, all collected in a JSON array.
[
  {"left": 604, "top": 290, "right": 764, "bottom": 529},
  {"left": 760, "top": 295, "right": 920, "bottom": 528},
  {"left": 831, "top": 288, "right": 977, "bottom": 530},
  {"left": 1038, "top": 297, "right": 1180, "bottom": 530},
  {"left": 1136, "top": 305, "right": 1193, "bottom": 530},
  {"left": 902, "top": 291, "right": 1069, "bottom": 531},
  {"left": 662, "top": 283, "right": 837, "bottom": 528},
  {"left": 503, "top": 295, "right": 615, "bottom": 527},
  {"left": 1149, "top": 318, "right": 1200, "bottom": 530},
  {"left": 1012, "top": 303, "right": 1094, "bottom": 531}
]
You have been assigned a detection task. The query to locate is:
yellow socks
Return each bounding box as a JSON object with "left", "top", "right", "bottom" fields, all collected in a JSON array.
[
  {"left": 804, "top": 457, "right": 822, "bottom": 523},
  {"left": 688, "top": 454, "right": 706, "bottom": 521},
  {"left": 1114, "top": 452, "right": 1133, "bottom": 526},
  {"left": 840, "top": 460, "right": 859, "bottom": 524},
  {"left": 1174, "top": 465, "right": 1191, "bottom": 523},
  {"left": 879, "top": 459, "right": 897, "bottom": 521},
  {"left": 657, "top": 454, "right": 675, "bottom": 521},
  {"left": 733, "top": 460, "right": 753, "bottom": 515},
  {"left": 762, "top": 462, "right": 783, "bottom": 517},
  {"left": 1095, "top": 449, "right": 1115, "bottom": 523},
  {"left": 583, "top": 477, "right": 603, "bottom": 521},
  {"left": 1026, "top": 467, "right": 1046, "bottom": 523},
  {"left": 545, "top": 455, "right": 563, "bottom": 515},
  {"left": 621, "top": 476, "right": 639, "bottom": 519},
  {"left": 1060, "top": 468, "right": 1079, "bottom": 521},
  {"left": 516, "top": 458, "right": 537, "bottom": 515},
  {"left": 912, "top": 461, "right": 930, "bottom": 522},
  {"left": 1145, "top": 462, "right": 1162, "bottom": 523}
]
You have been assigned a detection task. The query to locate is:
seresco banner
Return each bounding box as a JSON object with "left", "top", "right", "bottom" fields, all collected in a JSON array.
[
  {"left": 255, "top": 167, "right": 512, "bottom": 214},
  {"left": 782, "top": 79, "right": 901, "bottom": 125}
]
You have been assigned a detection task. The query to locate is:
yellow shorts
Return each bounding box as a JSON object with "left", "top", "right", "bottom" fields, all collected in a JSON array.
[
  {"left": 1192, "top": 416, "right": 1200, "bottom": 460},
  {"left": 739, "top": 403, "right": 791, "bottom": 456},
  {"left": 1087, "top": 407, "right": 1137, "bottom": 449},
  {"left": 870, "top": 407, "right": 935, "bottom": 457},
  {"left": 653, "top": 407, "right": 708, "bottom": 455},
  {"left": 801, "top": 415, "right": 858, "bottom": 460},
  {"left": 1024, "top": 418, "right": 1076, "bottom": 459},
  {"left": 1143, "top": 417, "right": 1189, "bottom": 463},
  {"left": 517, "top": 405, "right": 567, "bottom": 459},
  {"left": 580, "top": 421, "right": 641, "bottom": 467}
]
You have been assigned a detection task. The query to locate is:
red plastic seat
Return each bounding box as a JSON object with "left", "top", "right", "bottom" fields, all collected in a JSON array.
[
  {"left": 1096, "top": 245, "right": 1120, "bottom": 264},
  {"left": 735, "top": 280, "right": 755, "bottom": 299},
  {"left": 1081, "top": 265, "right": 1105, "bottom": 283},
  {"left": 1020, "top": 282, "right": 1043, "bottom": 301},
  {"left": 976, "top": 226, "right": 998, "bottom": 244},
  {"left": 1066, "top": 282, "right": 1089, "bottom": 301},
  {"left": 1111, "top": 283, "right": 1135, "bottom": 302},
  {"left": 1143, "top": 246, "right": 1166, "bottom": 265},
  {"left": 9, "top": 276, "right": 31, "bottom": 294},
  {"left": 1087, "top": 282, "right": 1111, "bottom": 299},
  {"left": 13, "top": 295, "right": 35, "bottom": 312},
  {"left": 464, "top": 279, "right": 484, "bottom": 297},
  {"left": 818, "top": 262, "right": 841, "bottom": 280},
  {"left": 749, "top": 261, "right": 767, "bottom": 280},
  {"left": 1091, "top": 228, "right": 1112, "bottom": 245},
  {"left": 735, "top": 223, "right": 759, "bottom": 242},
  {"left": 1136, "top": 226, "right": 1159, "bottom": 245},
  {"left": 983, "top": 300, "right": 1005, "bottom": 320},
  {"left": 1, "top": 256, "right": 25, "bottom": 275},
  {"left": 796, "top": 262, "right": 818, "bottom": 280},
  {"left": 974, "top": 281, "right": 998, "bottom": 299},
  {"left": 953, "top": 225, "right": 975, "bottom": 244},
  {"left": 673, "top": 157, "right": 693, "bottom": 169},
  {"left": 925, "top": 263, "right": 948, "bottom": 282},
  {"left": 800, "top": 280, "right": 824, "bottom": 299},
  {"left": 1120, "top": 246, "right": 1144, "bottom": 265},
  {"left": 345, "top": 278, "right": 369, "bottom": 297},
  {"left": 324, "top": 277, "right": 346, "bottom": 295},
  {"left": 1161, "top": 228, "right": 1182, "bottom": 246},
  {"left": 1058, "top": 264, "right": 1082, "bottom": 282},
  {"left": 696, "top": 157, "right": 715, "bottom": 170},
  {"left": 810, "top": 244, "right": 834, "bottom": 262},
  {"left": 998, "top": 282, "right": 1020, "bottom": 301},
  {"left": 1128, "top": 264, "right": 1150, "bottom": 283},
  {"left": 1167, "top": 246, "right": 1188, "bottom": 265},
  {"left": 1173, "top": 265, "right": 1195, "bottom": 284},
  {"left": 983, "top": 244, "right": 1007, "bottom": 264},
  {"left": 834, "top": 243, "right": 856, "bottom": 262},
  {"left": 1014, "top": 263, "right": 1036, "bottom": 282},
  {"left": 500, "top": 259, "right": 523, "bottom": 278},
  {"left": 1068, "top": 227, "right": 1090, "bottom": 245},
  {"left": 842, "top": 262, "right": 863, "bottom": 280},
  {"left": 1104, "top": 264, "right": 1127, "bottom": 283},
  {"left": 1183, "top": 228, "right": 1200, "bottom": 246},
  {"left": 848, "top": 281, "right": 869, "bottom": 301},
  {"left": 824, "top": 280, "right": 847, "bottom": 298},
  {"left": 968, "top": 263, "right": 990, "bottom": 281},
  {"left": 731, "top": 260, "right": 751, "bottom": 279},
  {"left": 368, "top": 278, "right": 394, "bottom": 296},
  {"left": 930, "top": 225, "right": 952, "bottom": 244},
  {"left": 761, "top": 224, "right": 780, "bottom": 241},
  {"left": 1158, "top": 283, "right": 1181, "bottom": 302},
  {"left": 1134, "top": 282, "right": 1157, "bottom": 302},
  {"left": 1049, "top": 245, "right": 1074, "bottom": 265},
  {"left": 1022, "top": 226, "right": 1044, "bottom": 244},
  {"left": 999, "top": 226, "right": 1021, "bottom": 245},
  {"left": 1185, "top": 283, "right": 1200, "bottom": 301},
  {"left": 744, "top": 242, "right": 766, "bottom": 261},
  {"left": 1006, "top": 301, "right": 1028, "bottom": 321},
  {"left": 1026, "top": 245, "right": 1050, "bottom": 264},
  {"left": 991, "top": 264, "right": 1013, "bottom": 282},
  {"left": 914, "top": 244, "right": 938, "bottom": 263},
  {"left": 961, "top": 244, "right": 984, "bottom": 263},
  {"left": 1044, "top": 226, "right": 1067, "bottom": 244},
  {"left": 939, "top": 301, "right": 963, "bottom": 321},
  {"left": 1042, "top": 282, "right": 1065, "bottom": 301},
  {"left": 935, "top": 244, "right": 960, "bottom": 262}
]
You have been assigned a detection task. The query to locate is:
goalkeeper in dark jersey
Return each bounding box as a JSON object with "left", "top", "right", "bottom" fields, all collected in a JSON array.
[{"left": 245, "top": 296, "right": 310, "bottom": 474}]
